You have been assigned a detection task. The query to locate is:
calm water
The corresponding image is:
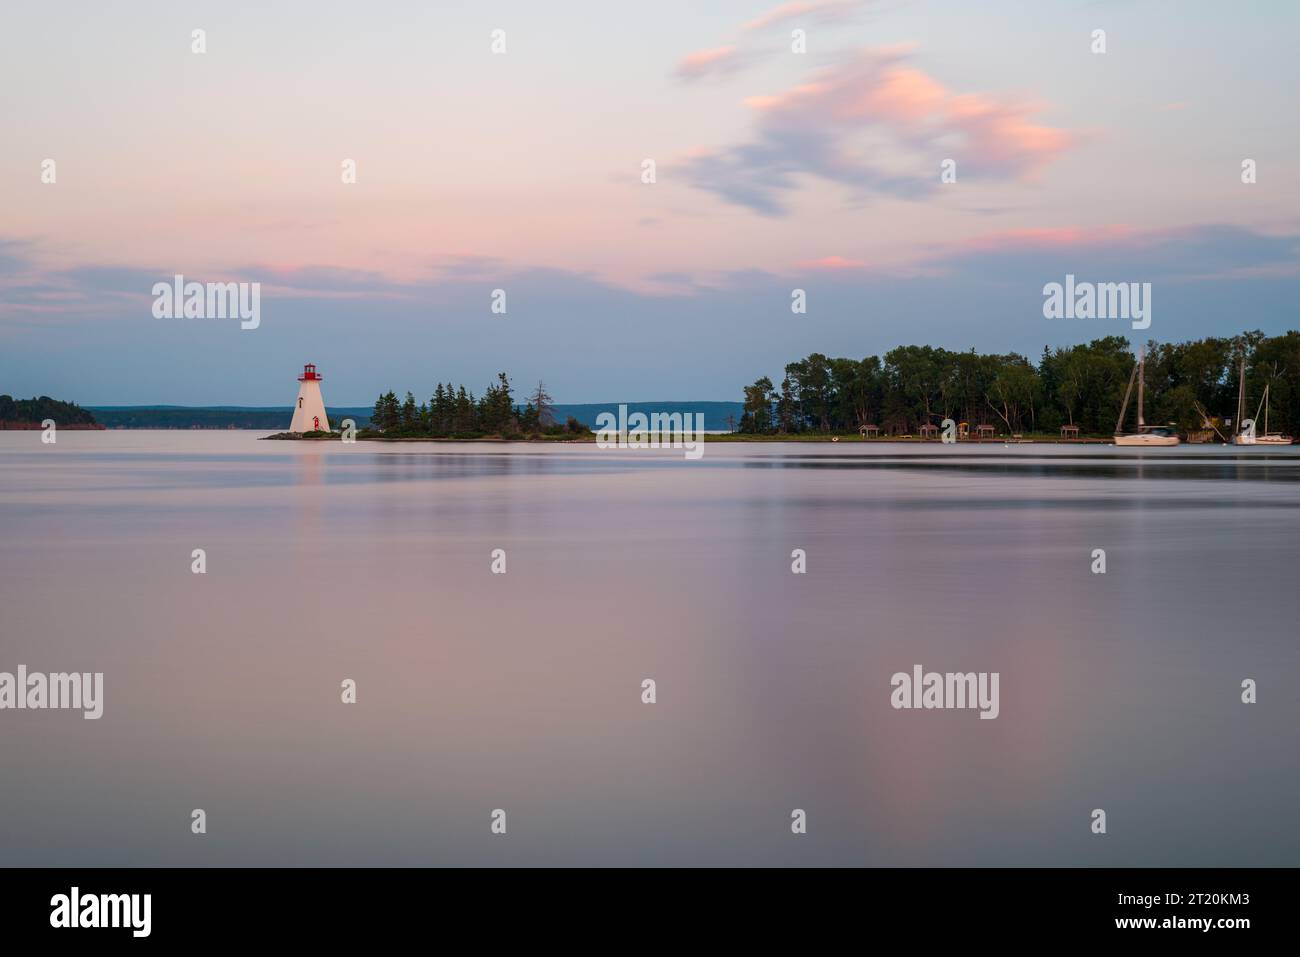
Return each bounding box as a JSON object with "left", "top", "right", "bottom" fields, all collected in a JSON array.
[{"left": 1, "top": 432, "right": 1297, "bottom": 866}]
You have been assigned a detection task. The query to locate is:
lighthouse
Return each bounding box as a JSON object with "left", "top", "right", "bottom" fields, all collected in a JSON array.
[{"left": 289, "top": 363, "right": 331, "bottom": 433}]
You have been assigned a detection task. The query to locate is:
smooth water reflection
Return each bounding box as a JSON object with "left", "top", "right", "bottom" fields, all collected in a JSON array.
[{"left": 1, "top": 433, "right": 1297, "bottom": 865}]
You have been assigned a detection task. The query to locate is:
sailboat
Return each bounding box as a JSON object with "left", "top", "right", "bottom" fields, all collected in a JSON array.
[
  {"left": 1114, "top": 348, "right": 1180, "bottom": 446},
  {"left": 1232, "top": 356, "right": 1253, "bottom": 445},
  {"left": 1255, "top": 385, "right": 1293, "bottom": 444},
  {"left": 1234, "top": 357, "right": 1293, "bottom": 445}
]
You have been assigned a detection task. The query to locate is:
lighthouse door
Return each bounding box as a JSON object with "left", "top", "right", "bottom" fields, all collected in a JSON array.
[{"left": 298, "top": 397, "right": 304, "bottom": 408}]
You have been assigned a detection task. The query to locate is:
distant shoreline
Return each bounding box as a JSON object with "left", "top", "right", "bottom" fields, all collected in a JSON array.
[
  {"left": 88, "top": 401, "right": 744, "bottom": 432},
  {"left": 260, "top": 430, "right": 1119, "bottom": 445},
  {"left": 0, "top": 421, "right": 105, "bottom": 431}
]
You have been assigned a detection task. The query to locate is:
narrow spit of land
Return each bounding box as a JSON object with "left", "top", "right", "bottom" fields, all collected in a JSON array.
[{"left": 261, "top": 430, "right": 1125, "bottom": 444}]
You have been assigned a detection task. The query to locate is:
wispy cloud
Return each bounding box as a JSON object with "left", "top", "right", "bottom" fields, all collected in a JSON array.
[
  {"left": 0, "top": 239, "right": 34, "bottom": 277},
  {"left": 675, "top": 1, "right": 879, "bottom": 82},
  {"left": 919, "top": 223, "right": 1300, "bottom": 284},
  {"left": 938, "top": 225, "right": 1140, "bottom": 255},
  {"left": 796, "top": 255, "right": 870, "bottom": 270},
  {"left": 675, "top": 45, "right": 744, "bottom": 81},
  {"left": 681, "top": 47, "right": 1078, "bottom": 215},
  {"left": 742, "top": 0, "right": 870, "bottom": 33}
]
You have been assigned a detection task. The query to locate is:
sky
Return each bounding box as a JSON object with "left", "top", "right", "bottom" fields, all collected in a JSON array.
[{"left": 2, "top": 0, "right": 1298, "bottom": 404}]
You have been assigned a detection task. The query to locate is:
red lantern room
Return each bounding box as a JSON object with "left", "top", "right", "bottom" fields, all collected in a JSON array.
[{"left": 298, "top": 363, "right": 322, "bottom": 382}]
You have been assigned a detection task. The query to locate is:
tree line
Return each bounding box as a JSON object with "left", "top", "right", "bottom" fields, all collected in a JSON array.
[
  {"left": 369, "top": 374, "right": 587, "bottom": 437},
  {"left": 738, "top": 332, "right": 1300, "bottom": 436},
  {"left": 0, "top": 395, "right": 98, "bottom": 426}
]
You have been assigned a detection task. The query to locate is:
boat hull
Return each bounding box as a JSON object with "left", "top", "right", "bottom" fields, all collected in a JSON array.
[
  {"left": 1114, "top": 434, "right": 1181, "bottom": 446},
  {"left": 1231, "top": 436, "right": 1293, "bottom": 445}
]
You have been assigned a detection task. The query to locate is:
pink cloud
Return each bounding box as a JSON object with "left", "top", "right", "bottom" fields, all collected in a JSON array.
[
  {"left": 797, "top": 255, "right": 869, "bottom": 270},
  {"left": 675, "top": 1, "right": 877, "bottom": 82},
  {"left": 856, "top": 66, "right": 947, "bottom": 123},
  {"left": 683, "top": 47, "right": 1079, "bottom": 213},
  {"left": 676, "top": 45, "right": 741, "bottom": 80},
  {"left": 752, "top": 51, "right": 1075, "bottom": 175},
  {"left": 945, "top": 93, "right": 1074, "bottom": 179},
  {"left": 742, "top": 0, "right": 867, "bottom": 32}
]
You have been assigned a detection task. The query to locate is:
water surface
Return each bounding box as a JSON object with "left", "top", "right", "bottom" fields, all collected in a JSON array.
[{"left": 1, "top": 433, "right": 1297, "bottom": 865}]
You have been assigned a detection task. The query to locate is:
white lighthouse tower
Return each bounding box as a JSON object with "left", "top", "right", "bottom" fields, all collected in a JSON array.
[{"left": 290, "top": 363, "right": 331, "bottom": 433}]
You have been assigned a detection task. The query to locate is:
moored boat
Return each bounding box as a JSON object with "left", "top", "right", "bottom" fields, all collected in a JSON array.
[
  {"left": 1232, "top": 358, "right": 1293, "bottom": 445},
  {"left": 1114, "top": 348, "right": 1180, "bottom": 446}
]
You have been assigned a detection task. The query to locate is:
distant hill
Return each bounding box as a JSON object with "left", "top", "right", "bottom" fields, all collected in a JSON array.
[
  {"left": 89, "top": 407, "right": 372, "bottom": 429},
  {"left": 88, "top": 402, "right": 745, "bottom": 431}
]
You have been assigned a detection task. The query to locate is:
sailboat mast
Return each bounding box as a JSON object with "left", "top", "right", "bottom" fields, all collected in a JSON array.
[
  {"left": 1136, "top": 348, "right": 1145, "bottom": 428},
  {"left": 1115, "top": 358, "right": 1139, "bottom": 435},
  {"left": 1237, "top": 356, "right": 1246, "bottom": 435}
]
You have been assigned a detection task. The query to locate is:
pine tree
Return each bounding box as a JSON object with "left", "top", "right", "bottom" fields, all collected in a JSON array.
[
  {"left": 479, "top": 384, "right": 498, "bottom": 433},
  {"left": 432, "top": 384, "right": 447, "bottom": 435},
  {"left": 455, "top": 386, "right": 473, "bottom": 434},
  {"left": 520, "top": 402, "right": 540, "bottom": 433},
  {"left": 372, "top": 391, "right": 400, "bottom": 431},
  {"left": 400, "top": 391, "right": 418, "bottom": 432},
  {"left": 495, "top": 372, "right": 516, "bottom": 434}
]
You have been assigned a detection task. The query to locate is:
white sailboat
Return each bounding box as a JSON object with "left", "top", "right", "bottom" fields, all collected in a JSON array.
[
  {"left": 1255, "top": 385, "right": 1293, "bottom": 444},
  {"left": 1234, "top": 357, "right": 1292, "bottom": 445},
  {"left": 1114, "top": 348, "right": 1180, "bottom": 446},
  {"left": 1232, "top": 356, "right": 1253, "bottom": 445}
]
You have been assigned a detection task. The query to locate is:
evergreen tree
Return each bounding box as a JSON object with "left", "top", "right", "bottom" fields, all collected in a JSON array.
[
  {"left": 400, "top": 391, "right": 418, "bottom": 432},
  {"left": 371, "top": 391, "right": 400, "bottom": 431},
  {"left": 740, "top": 377, "right": 775, "bottom": 434},
  {"left": 495, "top": 372, "right": 516, "bottom": 434},
  {"left": 432, "top": 384, "right": 448, "bottom": 434},
  {"left": 455, "top": 387, "right": 474, "bottom": 433}
]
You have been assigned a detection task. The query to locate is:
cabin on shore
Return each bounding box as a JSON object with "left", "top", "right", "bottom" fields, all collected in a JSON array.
[
  {"left": 859, "top": 424, "right": 880, "bottom": 438},
  {"left": 975, "top": 424, "right": 996, "bottom": 441},
  {"left": 918, "top": 423, "right": 939, "bottom": 440},
  {"left": 1060, "top": 424, "right": 1080, "bottom": 440}
]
